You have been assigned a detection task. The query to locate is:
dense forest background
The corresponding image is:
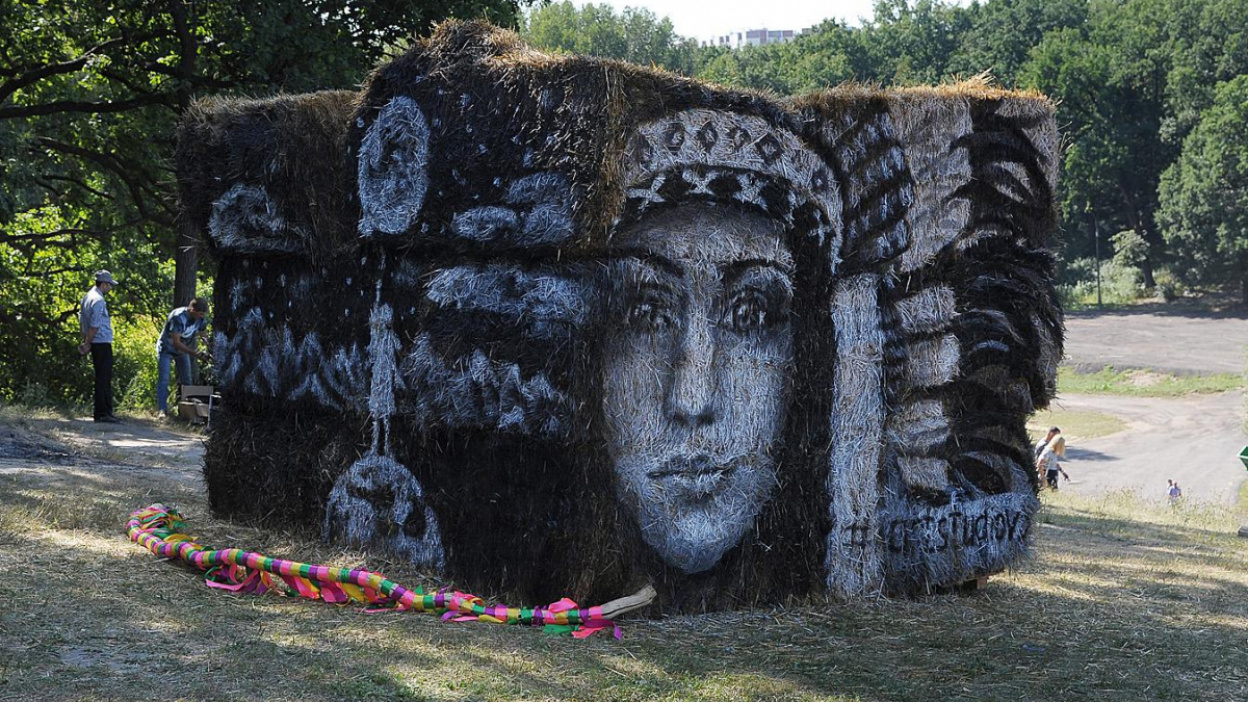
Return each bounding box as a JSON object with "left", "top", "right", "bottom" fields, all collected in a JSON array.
[{"left": 3, "top": 0, "right": 1247, "bottom": 409}]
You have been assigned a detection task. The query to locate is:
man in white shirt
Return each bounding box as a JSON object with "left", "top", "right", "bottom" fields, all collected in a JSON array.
[{"left": 78, "top": 270, "right": 120, "bottom": 423}]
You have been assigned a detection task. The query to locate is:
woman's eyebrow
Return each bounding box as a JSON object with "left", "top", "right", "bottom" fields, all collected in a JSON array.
[
  {"left": 610, "top": 248, "right": 683, "bottom": 278},
  {"left": 720, "top": 258, "right": 793, "bottom": 280}
]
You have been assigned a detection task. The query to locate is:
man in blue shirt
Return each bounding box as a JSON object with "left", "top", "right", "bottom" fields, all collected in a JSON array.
[
  {"left": 79, "top": 270, "right": 120, "bottom": 423},
  {"left": 157, "top": 297, "right": 210, "bottom": 418}
]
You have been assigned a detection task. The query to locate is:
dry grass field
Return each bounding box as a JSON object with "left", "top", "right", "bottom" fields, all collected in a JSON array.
[{"left": 1, "top": 410, "right": 1245, "bottom": 702}]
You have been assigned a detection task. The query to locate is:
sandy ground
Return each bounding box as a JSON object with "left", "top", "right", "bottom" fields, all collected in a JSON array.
[{"left": 0, "top": 414, "right": 204, "bottom": 487}]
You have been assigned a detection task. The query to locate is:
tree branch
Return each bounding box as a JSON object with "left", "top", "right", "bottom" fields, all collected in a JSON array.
[
  {"left": 36, "top": 174, "right": 115, "bottom": 201},
  {"left": 32, "top": 138, "right": 176, "bottom": 227},
  {"left": 0, "top": 302, "right": 80, "bottom": 327},
  {"left": 0, "top": 36, "right": 132, "bottom": 104},
  {"left": 0, "top": 92, "right": 175, "bottom": 119},
  {"left": 168, "top": 0, "right": 199, "bottom": 112},
  {"left": 98, "top": 67, "right": 162, "bottom": 97},
  {"left": 0, "top": 224, "right": 139, "bottom": 243},
  {"left": 143, "top": 61, "right": 245, "bottom": 90}
]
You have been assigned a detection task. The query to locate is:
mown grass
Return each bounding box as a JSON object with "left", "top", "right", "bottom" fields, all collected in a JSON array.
[
  {"left": 1026, "top": 408, "right": 1128, "bottom": 443},
  {"left": 1058, "top": 365, "right": 1245, "bottom": 397},
  {"left": 2, "top": 425, "right": 1246, "bottom": 701}
]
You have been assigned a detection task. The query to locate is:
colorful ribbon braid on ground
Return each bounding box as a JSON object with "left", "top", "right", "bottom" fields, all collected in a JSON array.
[{"left": 126, "top": 504, "right": 622, "bottom": 638}]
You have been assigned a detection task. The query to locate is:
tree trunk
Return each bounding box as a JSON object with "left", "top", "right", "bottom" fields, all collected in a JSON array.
[
  {"left": 1116, "top": 182, "right": 1159, "bottom": 288},
  {"left": 173, "top": 215, "right": 199, "bottom": 308},
  {"left": 170, "top": 0, "right": 199, "bottom": 312},
  {"left": 174, "top": 214, "right": 201, "bottom": 384},
  {"left": 1140, "top": 253, "right": 1157, "bottom": 289}
]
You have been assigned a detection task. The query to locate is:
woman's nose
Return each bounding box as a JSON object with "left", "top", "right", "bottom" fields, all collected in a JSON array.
[{"left": 666, "top": 313, "right": 716, "bottom": 427}]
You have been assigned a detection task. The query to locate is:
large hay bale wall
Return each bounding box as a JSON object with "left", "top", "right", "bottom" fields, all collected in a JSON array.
[{"left": 181, "top": 21, "right": 1062, "bottom": 611}]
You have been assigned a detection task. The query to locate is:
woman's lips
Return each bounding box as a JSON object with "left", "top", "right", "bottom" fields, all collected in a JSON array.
[
  {"left": 648, "top": 455, "right": 735, "bottom": 498},
  {"left": 648, "top": 454, "right": 721, "bottom": 478}
]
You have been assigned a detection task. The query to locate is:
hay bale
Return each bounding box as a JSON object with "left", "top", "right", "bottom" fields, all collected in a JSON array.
[{"left": 184, "top": 21, "right": 1062, "bottom": 611}]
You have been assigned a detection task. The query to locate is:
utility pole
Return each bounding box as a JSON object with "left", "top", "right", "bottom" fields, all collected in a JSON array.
[{"left": 1094, "top": 216, "right": 1102, "bottom": 308}]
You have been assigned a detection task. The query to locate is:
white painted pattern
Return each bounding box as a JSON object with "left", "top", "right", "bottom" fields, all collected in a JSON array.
[{"left": 358, "top": 96, "right": 431, "bottom": 237}]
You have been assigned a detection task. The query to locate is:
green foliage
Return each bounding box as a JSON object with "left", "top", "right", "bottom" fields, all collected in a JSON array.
[
  {"left": 777, "top": 22, "right": 870, "bottom": 91},
  {"left": 1111, "top": 228, "right": 1150, "bottom": 268},
  {"left": 113, "top": 316, "right": 163, "bottom": 412},
  {"left": 1150, "top": 267, "right": 1186, "bottom": 301},
  {"left": 859, "top": 0, "right": 973, "bottom": 85},
  {"left": 522, "top": 1, "right": 700, "bottom": 74},
  {"left": 1058, "top": 257, "right": 1149, "bottom": 308},
  {"left": 695, "top": 41, "right": 795, "bottom": 93},
  {"left": 1157, "top": 74, "right": 1248, "bottom": 304},
  {"left": 945, "top": 0, "right": 1087, "bottom": 81}
]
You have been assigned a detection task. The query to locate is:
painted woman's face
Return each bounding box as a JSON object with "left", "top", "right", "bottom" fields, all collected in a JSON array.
[{"left": 603, "top": 203, "right": 795, "bottom": 573}]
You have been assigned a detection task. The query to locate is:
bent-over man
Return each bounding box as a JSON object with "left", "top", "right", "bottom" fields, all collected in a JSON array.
[{"left": 156, "top": 297, "right": 209, "bottom": 417}]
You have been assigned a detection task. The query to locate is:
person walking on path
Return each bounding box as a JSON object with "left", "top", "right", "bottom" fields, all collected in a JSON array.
[
  {"left": 1037, "top": 435, "right": 1069, "bottom": 490},
  {"left": 1035, "top": 426, "right": 1060, "bottom": 482},
  {"left": 78, "top": 270, "right": 120, "bottom": 423},
  {"left": 156, "top": 297, "right": 210, "bottom": 418},
  {"left": 1035, "top": 426, "right": 1060, "bottom": 458}
]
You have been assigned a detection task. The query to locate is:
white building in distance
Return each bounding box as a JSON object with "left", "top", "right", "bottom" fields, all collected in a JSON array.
[{"left": 704, "top": 28, "right": 806, "bottom": 49}]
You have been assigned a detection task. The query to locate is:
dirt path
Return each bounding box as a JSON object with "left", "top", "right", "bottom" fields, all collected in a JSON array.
[
  {"left": 0, "top": 414, "right": 204, "bottom": 487},
  {"left": 1047, "top": 391, "right": 1247, "bottom": 506}
]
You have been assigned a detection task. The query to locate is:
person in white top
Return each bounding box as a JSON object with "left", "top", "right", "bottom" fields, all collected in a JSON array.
[
  {"left": 1037, "top": 436, "right": 1069, "bottom": 490},
  {"left": 1168, "top": 480, "right": 1182, "bottom": 503},
  {"left": 1034, "top": 426, "right": 1059, "bottom": 482}
]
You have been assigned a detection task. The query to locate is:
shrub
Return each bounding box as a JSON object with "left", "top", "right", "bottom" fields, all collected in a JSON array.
[
  {"left": 113, "top": 316, "right": 163, "bottom": 412},
  {"left": 1058, "top": 257, "right": 1146, "bottom": 308}
]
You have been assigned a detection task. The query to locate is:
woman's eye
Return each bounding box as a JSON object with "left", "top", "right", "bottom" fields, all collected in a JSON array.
[
  {"left": 627, "top": 299, "right": 675, "bottom": 330},
  {"left": 725, "top": 293, "right": 777, "bottom": 333}
]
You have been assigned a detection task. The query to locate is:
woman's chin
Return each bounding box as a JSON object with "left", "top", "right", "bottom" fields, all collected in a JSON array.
[
  {"left": 622, "top": 456, "right": 779, "bottom": 573},
  {"left": 640, "top": 504, "right": 752, "bottom": 574}
]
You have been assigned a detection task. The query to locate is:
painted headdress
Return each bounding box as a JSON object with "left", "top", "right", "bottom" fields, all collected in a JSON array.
[{"left": 616, "top": 109, "right": 841, "bottom": 257}]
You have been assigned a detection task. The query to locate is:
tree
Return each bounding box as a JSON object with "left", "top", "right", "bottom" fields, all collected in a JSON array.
[
  {"left": 860, "top": 0, "right": 972, "bottom": 85},
  {"left": 945, "top": 0, "right": 1087, "bottom": 83},
  {"left": 695, "top": 41, "right": 795, "bottom": 93},
  {"left": 1157, "top": 75, "right": 1248, "bottom": 304},
  {"left": 1154, "top": 0, "right": 1248, "bottom": 143},
  {"left": 1017, "top": 6, "right": 1176, "bottom": 287},
  {"left": 0, "top": 0, "right": 532, "bottom": 405},
  {"left": 779, "top": 21, "right": 871, "bottom": 92},
  {"left": 522, "top": 1, "right": 700, "bottom": 75}
]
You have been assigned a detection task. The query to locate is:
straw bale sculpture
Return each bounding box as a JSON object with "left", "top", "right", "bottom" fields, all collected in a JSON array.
[{"left": 178, "top": 21, "right": 1063, "bottom": 611}]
